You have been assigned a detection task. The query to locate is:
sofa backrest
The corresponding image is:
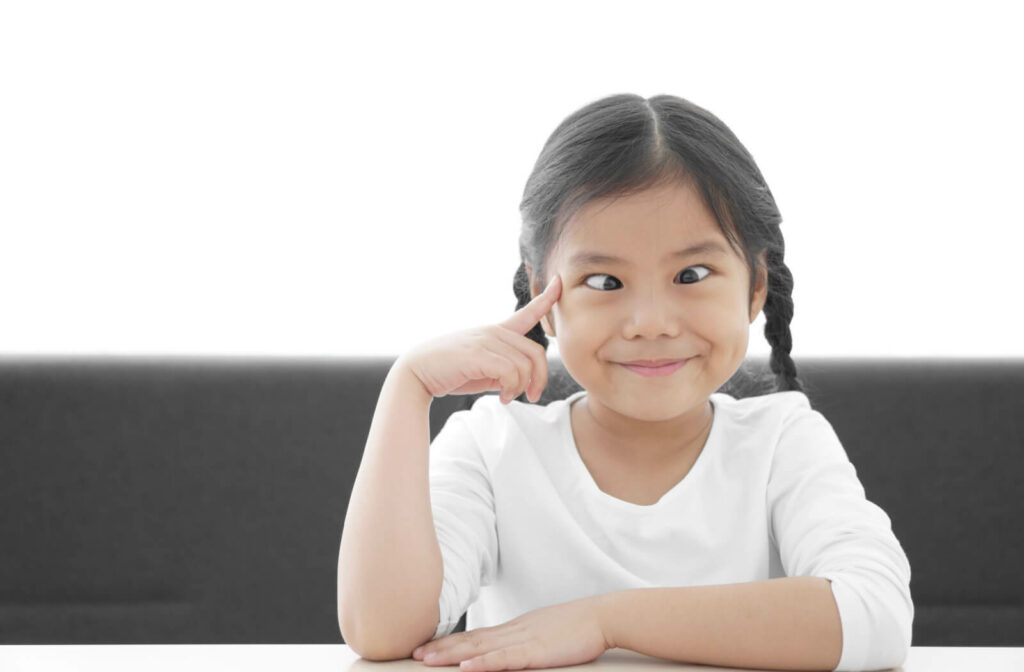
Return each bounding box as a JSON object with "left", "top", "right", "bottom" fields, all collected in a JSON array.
[{"left": 0, "top": 356, "right": 1021, "bottom": 645}]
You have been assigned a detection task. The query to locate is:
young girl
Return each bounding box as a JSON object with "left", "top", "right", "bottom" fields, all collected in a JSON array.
[{"left": 337, "top": 93, "right": 913, "bottom": 672}]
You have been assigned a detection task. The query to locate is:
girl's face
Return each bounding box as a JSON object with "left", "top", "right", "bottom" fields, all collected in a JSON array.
[{"left": 529, "top": 179, "right": 767, "bottom": 423}]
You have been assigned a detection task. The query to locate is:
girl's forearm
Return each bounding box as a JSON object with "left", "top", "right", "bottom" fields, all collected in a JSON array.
[{"left": 600, "top": 576, "right": 842, "bottom": 671}]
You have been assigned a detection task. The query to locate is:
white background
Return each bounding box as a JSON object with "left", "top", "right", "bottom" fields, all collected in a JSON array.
[{"left": 1, "top": 0, "right": 1021, "bottom": 359}]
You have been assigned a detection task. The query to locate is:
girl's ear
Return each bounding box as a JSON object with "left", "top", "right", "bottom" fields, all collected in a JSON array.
[{"left": 750, "top": 251, "right": 769, "bottom": 323}]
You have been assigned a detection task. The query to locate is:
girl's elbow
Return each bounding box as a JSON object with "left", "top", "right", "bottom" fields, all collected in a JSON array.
[{"left": 860, "top": 602, "right": 913, "bottom": 672}]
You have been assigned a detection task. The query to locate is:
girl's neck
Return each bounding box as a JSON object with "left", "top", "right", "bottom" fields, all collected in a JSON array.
[{"left": 569, "top": 392, "right": 714, "bottom": 469}]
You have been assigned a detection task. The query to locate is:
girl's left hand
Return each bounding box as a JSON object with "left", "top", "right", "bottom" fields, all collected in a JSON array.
[{"left": 411, "top": 595, "right": 614, "bottom": 671}]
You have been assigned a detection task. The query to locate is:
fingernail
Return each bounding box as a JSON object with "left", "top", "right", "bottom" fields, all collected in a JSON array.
[{"left": 413, "top": 646, "right": 423, "bottom": 657}]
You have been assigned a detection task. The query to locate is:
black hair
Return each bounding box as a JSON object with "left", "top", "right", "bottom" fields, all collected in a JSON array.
[{"left": 511, "top": 93, "right": 810, "bottom": 402}]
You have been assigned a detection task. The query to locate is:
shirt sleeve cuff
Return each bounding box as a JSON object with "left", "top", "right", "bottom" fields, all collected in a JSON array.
[
  {"left": 823, "top": 572, "right": 910, "bottom": 672},
  {"left": 433, "top": 588, "right": 461, "bottom": 641},
  {"left": 825, "top": 574, "right": 869, "bottom": 671}
]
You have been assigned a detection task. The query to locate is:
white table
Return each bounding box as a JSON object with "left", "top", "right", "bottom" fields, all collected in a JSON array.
[{"left": 0, "top": 644, "right": 1021, "bottom": 671}]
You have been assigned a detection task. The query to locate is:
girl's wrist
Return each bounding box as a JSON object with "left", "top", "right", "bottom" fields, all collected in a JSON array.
[{"left": 389, "top": 357, "right": 435, "bottom": 407}]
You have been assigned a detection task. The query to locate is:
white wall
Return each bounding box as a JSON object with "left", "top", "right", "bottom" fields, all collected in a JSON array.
[{"left": 1, "top": 0, "right": 1020, "bottom": 358}]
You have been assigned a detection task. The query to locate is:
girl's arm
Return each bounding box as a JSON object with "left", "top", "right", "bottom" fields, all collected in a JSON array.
[
  {"left": 600, "top": 576, "right": 842, "bottom": 671},
  {"left": 337, "top": 359, "right": 442, "bottom": 660},
  {"left": 761, "top": 403, "right": 912, "bottom": 671}
]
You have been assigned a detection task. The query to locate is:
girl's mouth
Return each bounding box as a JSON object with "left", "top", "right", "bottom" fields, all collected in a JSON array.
[{"left": 619, "top": 359, "right": 688, "bottom": 377}]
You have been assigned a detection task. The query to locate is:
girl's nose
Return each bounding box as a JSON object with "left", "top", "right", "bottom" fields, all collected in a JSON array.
[{"left": 622, "top": 291, "right": 683, "bottom": 340}]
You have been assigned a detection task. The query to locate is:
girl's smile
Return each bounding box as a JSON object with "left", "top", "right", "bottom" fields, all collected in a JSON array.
[{"left": 618, "top": 358, "right": 691, "bottom": 377}]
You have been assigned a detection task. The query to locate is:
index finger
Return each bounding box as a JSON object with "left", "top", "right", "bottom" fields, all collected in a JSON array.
[{"left": 502, "top": 274, "right": 561, "bottom": 334}]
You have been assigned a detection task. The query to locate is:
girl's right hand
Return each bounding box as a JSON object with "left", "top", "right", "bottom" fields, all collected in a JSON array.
[{"left": 400, "top": 274, "right": 562, "bottom": 404}]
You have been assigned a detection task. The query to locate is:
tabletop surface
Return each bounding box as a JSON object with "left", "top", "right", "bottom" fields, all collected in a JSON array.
[{"left": 0, "top": 645, "right": 1022, "bottom": 672}]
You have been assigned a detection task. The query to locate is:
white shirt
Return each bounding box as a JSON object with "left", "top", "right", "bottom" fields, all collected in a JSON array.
[{"left": 427, "top": 389, "right": 913, "bottom": 672}]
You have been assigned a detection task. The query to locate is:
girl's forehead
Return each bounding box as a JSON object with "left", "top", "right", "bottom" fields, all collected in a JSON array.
[
  {"left": 556, "top": 197, "right": 726, "bottom": 258},
  {"left": 562, "top": 181, "right": 720, "bottom": 240}
]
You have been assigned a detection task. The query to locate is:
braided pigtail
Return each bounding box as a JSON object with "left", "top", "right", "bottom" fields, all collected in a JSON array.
[{"left": 762, "top": 248, "right": 804, "bottom": 393}]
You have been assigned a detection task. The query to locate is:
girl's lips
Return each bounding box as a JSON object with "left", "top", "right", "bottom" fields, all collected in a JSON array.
[{"left": 619, "top": 359, "right": 689, "bottom": 377}]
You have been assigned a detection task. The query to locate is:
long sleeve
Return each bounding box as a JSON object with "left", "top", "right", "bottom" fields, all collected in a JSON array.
[
  {"left": 426, "top": 403, "right": 500, "bottom": 640},
  {"left": 767, "top": 404, "right": 914, "bottom": 672}
]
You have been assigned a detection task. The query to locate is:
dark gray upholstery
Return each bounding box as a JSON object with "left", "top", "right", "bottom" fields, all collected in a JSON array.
[{"left": 1, "top": 356, "right": 1021, "bottom": 645}]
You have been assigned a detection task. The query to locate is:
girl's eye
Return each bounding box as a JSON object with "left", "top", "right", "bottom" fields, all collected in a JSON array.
[{"left": 582, "top": 266, "right": 712, "bottom": 291}]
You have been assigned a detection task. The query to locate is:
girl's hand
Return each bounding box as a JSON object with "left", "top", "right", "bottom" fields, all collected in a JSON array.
[
  {"left": 401, "top": 274, "right": 561, "bottom": 403},
  {"left": 411, "top": 595, "right": 614, "bottom": 671}
]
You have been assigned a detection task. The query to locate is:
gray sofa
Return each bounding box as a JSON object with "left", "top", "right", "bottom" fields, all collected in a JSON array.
[{"left": 1, "top": 355, "right": 1021, "bottom": 646}]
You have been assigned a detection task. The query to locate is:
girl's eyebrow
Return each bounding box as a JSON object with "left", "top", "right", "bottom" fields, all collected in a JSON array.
[{"left": 567, "top": 240, "right": 730, "bottom": 268}]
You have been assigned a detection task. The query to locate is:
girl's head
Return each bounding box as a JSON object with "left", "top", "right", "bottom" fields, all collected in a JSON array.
[{"left": 513, "top": 93, "right": 806, "bottom": 405}]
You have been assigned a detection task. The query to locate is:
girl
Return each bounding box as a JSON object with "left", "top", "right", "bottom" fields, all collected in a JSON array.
[{"left": 337, "top": 94, "right": 913, "bottom": 672}]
